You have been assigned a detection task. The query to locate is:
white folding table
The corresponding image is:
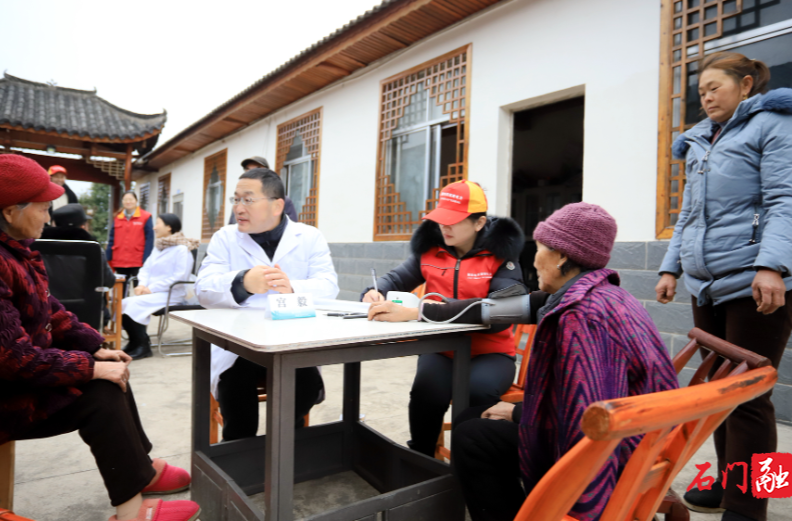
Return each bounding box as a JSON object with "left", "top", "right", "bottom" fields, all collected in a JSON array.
[{"left": 171, "top": 308, "right": 486, "bottom": 521}]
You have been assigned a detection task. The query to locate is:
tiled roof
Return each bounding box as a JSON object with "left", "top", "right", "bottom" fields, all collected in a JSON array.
[{"left": 0, "top": 73, "right": 166, "bottom": 141}]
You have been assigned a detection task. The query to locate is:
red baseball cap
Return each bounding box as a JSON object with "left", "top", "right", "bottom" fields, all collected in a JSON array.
[
  {"left": 48, "top": 165, "right": 68, "bottom": 176},
  {"left": 423, "top": 180, "right": 488, "bottom": 225},
  {"left": 0, "top": 155, "right": 65, "bottom": 208}
]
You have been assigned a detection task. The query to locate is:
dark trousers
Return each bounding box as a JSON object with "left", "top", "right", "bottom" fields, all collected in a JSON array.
[
  {"left": 691, "top": 292, "right": 792, "bottom": 521},
  {"left": 408, "top": 352, "right": 516, "bottom": 456},
  {"left": 114, "top": 267, "right": 140, "bottom": 298},
  {"left": 217, "top": 356, "right": 324, "bottom": 441},
  {"left": 18, "top": 380, "right": 155, "bottom": 506},
  {"left": 451, "top": 404, "right": 524, "bottom": 521}
]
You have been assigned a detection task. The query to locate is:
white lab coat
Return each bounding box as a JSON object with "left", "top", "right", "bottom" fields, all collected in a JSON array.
[
  {"left": 121, "top": 244, "right": 194, "bottom": 325},
  {"left": 195, "top": 220, "right": 339, "bottom": 396}
]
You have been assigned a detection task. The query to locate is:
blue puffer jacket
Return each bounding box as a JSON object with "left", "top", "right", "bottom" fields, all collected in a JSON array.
[{"left": 659, "top": 88, "right": 792, "bottom": 306}]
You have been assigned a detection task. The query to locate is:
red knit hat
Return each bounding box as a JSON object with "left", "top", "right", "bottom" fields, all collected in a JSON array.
[
  {"left": 532, "top": 202, "right": 617, "bottom": 269},
  {"left": 0, "top": 154, "right": 65, "bottom": 208}
]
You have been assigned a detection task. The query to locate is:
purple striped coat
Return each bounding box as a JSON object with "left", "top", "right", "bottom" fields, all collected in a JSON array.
[{"left": 519, "top": 269, "right": 678, "bottom": 520}]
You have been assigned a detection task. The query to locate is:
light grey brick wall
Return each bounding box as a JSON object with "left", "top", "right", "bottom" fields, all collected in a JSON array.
[
  {"left": 328, "top": 240, "right": 792, "bottom": 424},
  {"left": 608, "top": 241, "right": 792, "bottom": 424}
]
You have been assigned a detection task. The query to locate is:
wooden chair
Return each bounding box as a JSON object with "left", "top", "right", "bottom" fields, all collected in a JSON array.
[
  {"left": 209, "top": 390, "right": 310, "bottom": 445},
  {"left": 0, "top": 442, "right": 13, "bottom": 511},
  {"left": 102, "top": 276, "right": 125, "bottom": 349},
  {"left": 435, "top": 324, "right": 537, "bottom": 461},
  {"left": 514, "top": 327, "right": 775, "bottom": 521}
]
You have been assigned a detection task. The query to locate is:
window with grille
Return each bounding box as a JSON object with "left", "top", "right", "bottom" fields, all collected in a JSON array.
[
  {"left": 202, "top": 149, "right": 227, "bottom": 241},
  {"left": 657, "top": 0, "right": 792, "bottom": 238},
  {"left": 275, "top": 108, "right": 322, "bottom": 226},
  {"left": 158, "top": 173, "right": 171, "bottom": 215},
  {"left": 139, "top": 182, "right": 150, "bottom": 211},
  {"left": 374, "top": 45, "right": 471, "bottom": 241}
]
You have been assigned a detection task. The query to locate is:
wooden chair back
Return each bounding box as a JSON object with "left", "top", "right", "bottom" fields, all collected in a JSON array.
[
  {"left": 502, "top": 324, "right": 536, "bottom": 403},
  {"left": 514, "top": 328, "right": 775, "bottom": 521},
  {"left": 0, "top": 442, "right": 13, "bottom": 511}
]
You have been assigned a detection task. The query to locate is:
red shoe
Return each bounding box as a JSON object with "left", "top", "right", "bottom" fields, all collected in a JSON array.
[
  {"left": 108, "top": 499, "right": 200, "bottom": 521},
  {"left": 142, "top": 459, "right": 191, "bottom": 495}
]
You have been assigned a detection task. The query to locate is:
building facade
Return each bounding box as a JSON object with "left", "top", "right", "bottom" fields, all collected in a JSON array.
[{"left": 132, "top": 0, "right": 792, "bottom": 421}]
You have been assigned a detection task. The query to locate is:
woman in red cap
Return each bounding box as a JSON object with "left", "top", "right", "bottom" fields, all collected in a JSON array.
[
  {"left": 362, "top": 180, "right": 526, "bottom": 457},
  {"left": 0, "top": 155, "right": 200, "bottom": 521}
]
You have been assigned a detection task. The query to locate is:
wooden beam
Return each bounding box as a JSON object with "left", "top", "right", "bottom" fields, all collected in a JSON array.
[
  {"left": 0, "top": 123, "right": 161, "bottom": 145},
  {"left": 124, "top": 144, "right": 133, "bottom": 191},
  {"left": 315, "top": 63, "right": 353, "bottom": 77},
  {"left": 0, "top": 135, "right": 130, "bottom": 160}
]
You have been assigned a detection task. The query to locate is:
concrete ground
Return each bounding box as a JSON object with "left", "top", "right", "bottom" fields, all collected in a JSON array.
[{"left": 12, "top": 320, "right": 792, "bottom": 520}]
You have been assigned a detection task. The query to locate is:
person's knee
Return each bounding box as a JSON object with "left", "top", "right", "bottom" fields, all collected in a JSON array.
[{"left": 451, "top": 419, "right": 487, "bottom": 462}]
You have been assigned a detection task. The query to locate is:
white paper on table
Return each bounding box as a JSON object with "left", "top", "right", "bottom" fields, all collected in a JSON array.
[{"left": 314, "top": 298, "right": 371, "bottom": 314}]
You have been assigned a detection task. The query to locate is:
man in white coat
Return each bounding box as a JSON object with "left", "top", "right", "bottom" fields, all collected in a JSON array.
[{"left": 195, "top": 168, "right": 338, "bottom": 441}]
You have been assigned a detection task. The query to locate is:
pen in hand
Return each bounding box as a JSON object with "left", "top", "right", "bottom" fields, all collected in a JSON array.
[{"left": 371, "top": 268, "right": 380, "bottom": 301}]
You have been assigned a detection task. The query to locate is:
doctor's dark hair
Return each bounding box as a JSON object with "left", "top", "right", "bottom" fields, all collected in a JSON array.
[
  {"left": 158, "top": 213, "right": 182, "bottom": 234},
  {"left": 239, "top": 168, "right": 285, "bottom": 200}
]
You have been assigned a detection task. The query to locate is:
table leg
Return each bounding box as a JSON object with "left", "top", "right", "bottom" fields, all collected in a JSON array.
[
  {"left": 450, "top": 338, "right": 471, "bottom": 421},
  {"left": 343, "top": 362, "right": 361, "bottom": 423},
  {"left": 265, "top": 355, "right": 296, "bottom": 521},
  {"left": 191, "top": 330, "right": 211, "bottom": 454}
]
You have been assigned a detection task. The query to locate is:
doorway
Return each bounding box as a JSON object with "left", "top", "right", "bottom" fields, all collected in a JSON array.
[{"left": 510, "top": 96, "right": 584, "bottom": 290}]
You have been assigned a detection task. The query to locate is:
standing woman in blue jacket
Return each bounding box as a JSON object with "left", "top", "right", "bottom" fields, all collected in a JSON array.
[{"left": 656, "top": 53, "right": 792, "bottom": 521}]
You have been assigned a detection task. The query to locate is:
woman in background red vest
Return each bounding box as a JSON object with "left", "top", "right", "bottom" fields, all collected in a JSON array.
[{"left": 107, "top": 191, "right": 154, "bottom": 296}]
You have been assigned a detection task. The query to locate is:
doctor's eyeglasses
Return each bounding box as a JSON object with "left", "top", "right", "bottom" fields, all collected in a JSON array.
[{"left": 228, "top": 196, "right": 277, "bottom": 206}]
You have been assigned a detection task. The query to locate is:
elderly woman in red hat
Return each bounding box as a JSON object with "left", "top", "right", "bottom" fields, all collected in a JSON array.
[{"left": 0, "top": 155, "right": 200, "bottom": 521}]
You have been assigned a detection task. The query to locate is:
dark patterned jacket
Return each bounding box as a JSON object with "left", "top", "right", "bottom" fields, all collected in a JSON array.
[
  {"left": 518, "top": 269, "right": 678, "bottom": 520},
  {"left": 0, "top": 231, "right": 103, "bottom": 444}
]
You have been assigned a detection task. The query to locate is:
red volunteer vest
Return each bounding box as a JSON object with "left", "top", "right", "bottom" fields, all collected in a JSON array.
[
  {"left": 420, "top": 246, "right": 515, "bottom": 358},
  {"left": 109, "top": 207, "right": 151, "bottom": 268}
]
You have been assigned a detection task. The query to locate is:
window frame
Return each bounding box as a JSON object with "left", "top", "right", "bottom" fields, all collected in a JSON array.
[
  {"left": 202, "top": 149, "right": 227, "bottom": 241},
  {"left": 656, "top": 0, "right": 746, "bottom": 238},
  {"left": 374, "top": 44, "right": 472, "bottom": 241},
  {"left": 275, "top": 108, "right": 323, "bottom": 227},
  {"left": 157, "top": 173, "right": 171, "bottom": 216}
]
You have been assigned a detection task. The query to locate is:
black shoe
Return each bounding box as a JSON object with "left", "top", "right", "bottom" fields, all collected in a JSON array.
[
  {"left": 683, "top": 480, "right": 724, "bottom": 513},
  {"left": 128, "top": 341, "right": 153, "bottom": 360},
  {"left": 121, "top": 315, "right": 138, "bottom": 353},
  {"left": 722, "top": 511, "right": 757, "bottom": 521}
]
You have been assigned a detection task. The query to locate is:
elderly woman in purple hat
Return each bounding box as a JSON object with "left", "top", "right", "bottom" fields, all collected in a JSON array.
[
  {"left": 0, "top": 155, "right": 200, "bottom": 521},
  {"left": 446, "top": 202, "right": 678, "bottom": 521}
]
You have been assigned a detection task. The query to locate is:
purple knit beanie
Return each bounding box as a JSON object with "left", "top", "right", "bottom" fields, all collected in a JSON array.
[{"left": 532, "top": 202, "right": 617, "bottom": 269}]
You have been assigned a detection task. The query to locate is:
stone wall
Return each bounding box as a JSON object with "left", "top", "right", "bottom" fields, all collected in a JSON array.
[{"left": 328, "top": 241, "right": 792, "bottom": 423}]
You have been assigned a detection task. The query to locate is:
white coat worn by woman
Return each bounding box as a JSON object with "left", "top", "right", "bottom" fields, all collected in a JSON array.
[
  {"left": 122, "top": 214, "right": 198, "bottom": 359},
  {"left": 194, "top": 219, "right": 339, "bottom": 397}
]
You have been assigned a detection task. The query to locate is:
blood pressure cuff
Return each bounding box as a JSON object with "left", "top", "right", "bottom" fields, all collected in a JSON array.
[{"left": 420, "top": 291, "right": 549, "bottom": 325}]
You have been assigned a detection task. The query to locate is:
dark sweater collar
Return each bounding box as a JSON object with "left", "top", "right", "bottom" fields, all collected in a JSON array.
[
  {"left": 249, "top": 216, "right": 288, "bottom": 258},
  {"left": 536, "top": 269, "right": 593, "bottom": 325}
]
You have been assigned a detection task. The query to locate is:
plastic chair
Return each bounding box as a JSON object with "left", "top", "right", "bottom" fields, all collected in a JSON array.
[
  {"left": 30, "top": 240, "right": 111, "bottom": 331},
  {"left": 435, "top": 324, "right": 536, "bottom": 461},
  {"left": 514, "top": 327, "right": 775, "bottom": 521}
]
